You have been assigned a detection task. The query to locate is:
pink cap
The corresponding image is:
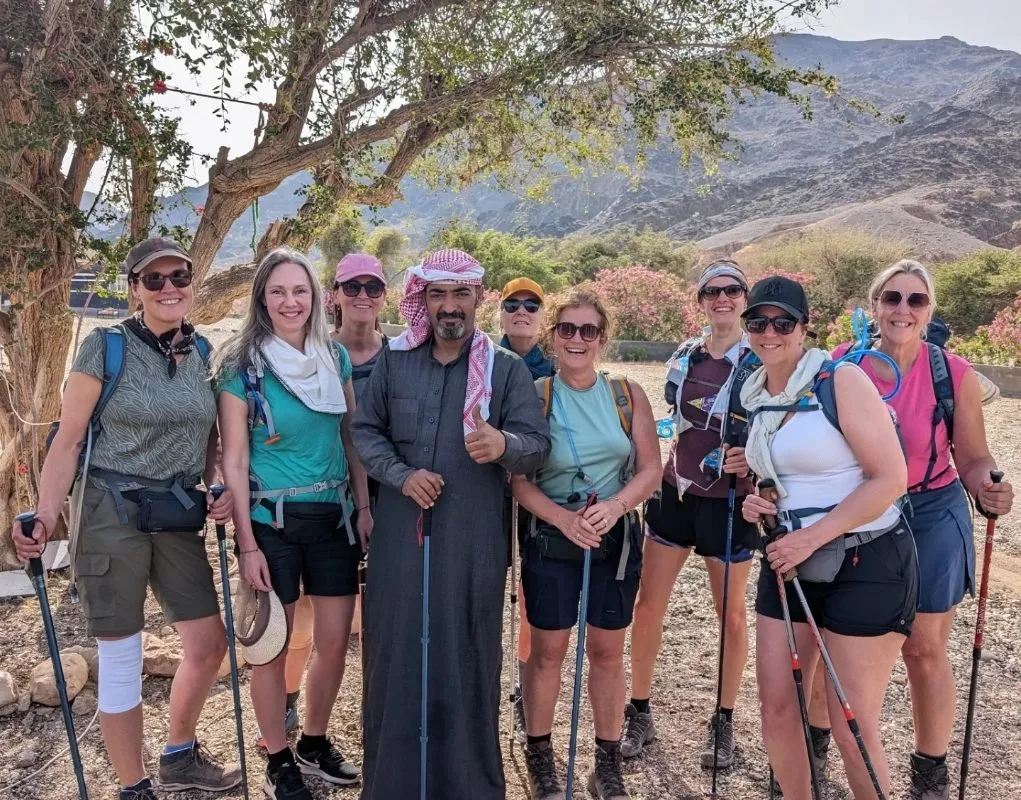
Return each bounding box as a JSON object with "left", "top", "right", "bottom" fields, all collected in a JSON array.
[{"left": 334, "top": 253, "right": 386, "bottom": 286}]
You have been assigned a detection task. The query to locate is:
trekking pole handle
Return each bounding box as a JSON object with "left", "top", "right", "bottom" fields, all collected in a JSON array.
[
  {"left": 16, "top": 511, "right": 44, "bottom": 579},
  {"left": 209, "top": 484, "right": 227, "bottom": 542},
  {"left": 756, "top": 480, "right": 797, "bottom": 581},
  {"left": 985, "top": 470, "right": 1004, "bottom": 520}
]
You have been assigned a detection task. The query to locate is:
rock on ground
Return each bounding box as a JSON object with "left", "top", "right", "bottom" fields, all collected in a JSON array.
[
  {"left": 63, "top": 645, "right": 99, "bottom": 683},
  {"left": 142, "top": 632, "right": 182, "bottom": 677},
  {"left": 0, "top": 670, "right": 17, "bottom": 707},
  {"left": 72, "top": 689, "right": 97, "bottom": 717},
  {"left": 29, "top": 653, "right": 88, "bottom": 706}
]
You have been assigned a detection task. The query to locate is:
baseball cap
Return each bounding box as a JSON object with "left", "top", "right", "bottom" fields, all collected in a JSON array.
[
  {"left": 500, "top": 277, "right": 545, "bottom": 303},
  {"left": 334, "top": 253, "right": 387, "bottom": 287},
  {"left": 124, "top": 237, "right": 192, "bottom": 275},
  {"left": 743, "top": 276, "right": 810, "bottom": 323}
]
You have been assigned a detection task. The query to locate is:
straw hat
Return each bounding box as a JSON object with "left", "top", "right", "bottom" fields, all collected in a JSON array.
[
  {"left": 234, "top": 580, "right": 289, "bottom": 666},
  {"left": 976, "top": 370, "right": 1000, "bottom": 406}
]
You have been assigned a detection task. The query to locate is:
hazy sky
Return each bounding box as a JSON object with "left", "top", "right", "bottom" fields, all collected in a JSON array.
[{"left": 98, "top": 0, "right": 1021, "bottom": 194}]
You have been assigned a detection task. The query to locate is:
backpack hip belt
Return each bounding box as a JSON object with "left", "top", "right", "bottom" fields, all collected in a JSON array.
[
  {"left": 777, "top": 503, "right": 900, "bottom": 548},
  {"left": 251, "top": 478, "right": 355, "bottom": 545}
]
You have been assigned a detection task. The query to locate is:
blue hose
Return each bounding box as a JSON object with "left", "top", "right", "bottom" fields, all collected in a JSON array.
[{"left": 832, "top": 308, "right": 903, "bottom": 401}]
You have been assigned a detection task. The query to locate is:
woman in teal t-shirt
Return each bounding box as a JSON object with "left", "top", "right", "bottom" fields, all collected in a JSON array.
[{"left": 216, "top": 247, "right": 371, "bottom": 800}]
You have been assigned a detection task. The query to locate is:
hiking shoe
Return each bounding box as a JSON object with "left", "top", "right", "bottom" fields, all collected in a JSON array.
[
  {"left": 119, "top": 777, "right": 157, "bottom": 800},
  {"left": 512, "top": 685, "right": 527, "bottom": 745},
  {"left": 769, "top": 729, "right": 830, "bottom": 796},
  {"left": 296, "top": 736, "right": 360, "bottom": 785},
  {"left": 587, "top": 742, "right": 630, "bottom": 799},
  {"left": 524, "top": 740, "right": 564, "bottom": 800},
  {"left": 621, "top": 703, "right": 657, "bottom": 758},
  {"left": 264, "top": 761, "right": 312, "bottom": 800},
  {"left": 699, "top": 713, "right": 736, "bottom": 769},
  {"left": 909, "top": 753, "right": 950, "bottom": 800},
  {"left": 257, "top": 705, "right": 301, "bottom": 751},
  {"left": 158, "top": 741, "right": 241, "bottom": 792}
]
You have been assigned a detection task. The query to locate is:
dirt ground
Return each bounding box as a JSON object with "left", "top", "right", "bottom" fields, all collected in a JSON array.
[{"left": 2, "top": 319, "right": 1021, "bottom": 799}]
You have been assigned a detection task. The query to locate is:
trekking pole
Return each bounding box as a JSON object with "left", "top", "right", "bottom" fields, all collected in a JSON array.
[
  {"left": 509, "top": 497, "right": 519, "bottom": 744},
  {"left": 209, "top": 485, "right": 250, "bottom": 800},
  {"left": 16, "top": 512, "right": 89, "bottom": 800},
  {"left": 565, "top": 492, "right": 599, "bottom": 800},
  {"left": 419, "top": 509, "right": 431, "bottom": 800},
  {"left": 756, "top": 481, "right": 822, "bottom": 800},
  {"left": 757, "top": 481, "right": 887, "bottom": 799},
  {"left": 710, "top": 452, "right": 738, "bottom": 797},
  {"left": 959, "top": 469, "right": 1005, "bottom": 800}
]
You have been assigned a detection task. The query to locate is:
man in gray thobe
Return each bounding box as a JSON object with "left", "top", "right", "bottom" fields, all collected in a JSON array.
[{"left": 351, "top": 249, "right": 550, "bottom": 800}]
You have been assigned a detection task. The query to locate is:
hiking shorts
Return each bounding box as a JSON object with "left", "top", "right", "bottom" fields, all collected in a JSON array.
[
  {"left": 908, "top": 480, "right": 975, "bottom": 614},
  {"left": 755, "top": 520, "right": 918, "bottom": 638},
  {"left": 644, "top": 480, "right": 757, "bottom": 562},
  {"left": 522, "top": 516, "right": 643, "bottom": 632},
  {"left": 74, "top": 483, "right": 220, "bottom": 638},
  {"left": 253, "top": 503, "right": 362, "bottom": 605}
]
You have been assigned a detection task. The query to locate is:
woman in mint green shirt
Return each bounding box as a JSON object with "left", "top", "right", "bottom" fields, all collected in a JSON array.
[
  {"left": 511, "top": 292, "right": 661, "bottom": 800},
  {"left": 216, "top": 248, "right": 371, "bottom": 800}
]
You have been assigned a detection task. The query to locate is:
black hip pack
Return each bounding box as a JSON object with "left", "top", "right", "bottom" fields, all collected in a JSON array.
[
  {"left": 90, "top": 469, "right": 207, "bottom": 533},
  {"left": 533, "top": 517, "right": 625, "bottom": 564},
  {"left": 271, "top": 502, "right": 346, "bottom": 546}
]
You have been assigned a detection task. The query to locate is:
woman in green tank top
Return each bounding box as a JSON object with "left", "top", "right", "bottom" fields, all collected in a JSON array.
[{"left": 511, "top": 292, "right": 661, "bottom": 800}]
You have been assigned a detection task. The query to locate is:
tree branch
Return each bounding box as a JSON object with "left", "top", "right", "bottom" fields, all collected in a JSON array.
[
  {"left": 0, "top": 176, "right": 48, "bottom": 211},
  {"left": 190, "top": 262, "right": 257, "bottom": 325}
]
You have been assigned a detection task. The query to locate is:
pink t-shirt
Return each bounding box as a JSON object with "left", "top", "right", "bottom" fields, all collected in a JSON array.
[{"left": 831, "top": 342, "right": 970, "bottom": 492}]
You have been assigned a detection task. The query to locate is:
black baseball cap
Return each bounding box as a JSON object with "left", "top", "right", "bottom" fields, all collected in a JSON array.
[
  {"left": 124, "top": 237, "right": 192, "bottom": 275},
  {"left": 742, "top": 276, "right": 810, "bottom": 323}
]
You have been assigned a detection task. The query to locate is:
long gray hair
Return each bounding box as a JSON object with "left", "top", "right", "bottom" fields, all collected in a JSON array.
[{"left": 213, "top": 247, "right": 333, "bottom": 380}]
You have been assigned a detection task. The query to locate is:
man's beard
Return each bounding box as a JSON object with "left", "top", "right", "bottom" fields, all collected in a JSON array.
[{"left": 435, "top": 313, "right": 467, "bottom": 340}]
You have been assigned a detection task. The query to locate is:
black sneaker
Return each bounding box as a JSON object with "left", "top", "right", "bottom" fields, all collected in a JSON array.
[
  {"left": 512, "top": 685, "right": 527, "bottom": 745},
  {"left": 296, "top": 736, "right": 360, "bottom": 785},
  {"left": 810, "top": 726, "right": 830, "bottom": 778},
  {"left": 119, "top": 777, "right": 157, "bottom": 800},
  {"left": 909, "top": 753, "right": 950, "bottom": 800},
  {"left": 621, "top": 703, "right": 656, "bottom": 758},
  {"left": 699, "top": 712, "right": 736, "bottom": 769},
  {"left": 264, "top": 761, "right": 312, "bottom": 800}
]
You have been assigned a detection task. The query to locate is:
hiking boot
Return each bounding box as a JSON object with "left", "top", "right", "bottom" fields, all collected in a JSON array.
[
  {"left": 264, "top": 760, "right": 312, "bottom": 800},
  {"left": 768, "top": 729, "right": 829, "bottom": 796},
  {"left": 158, "top": 741, "right": 241, "bottom": 792},
  {"left": 512, "top": 685, "right": 527, "bottom": 745},
  {"left": 119, "top": 778, "right": 157, "bottom": 800},
  {"left": 909, "top": 753, "right": 950, "bottom": 800},
  {"left": 621, "top": 703, "right": 657, "bottom": 759},
  {"left": 524, "top": 740, "right": 564, "bottom": 800},
  {"left": 699, "top": 713, "right": 736, "bottom": 769},
  {"left": 587, "top": 742, "right": 630, "bottom": 799},
  {"left": 295, "top": 736, "right": 360, "bottom": 785},
  {"left": 257, "top": 704, "right": 300, "bottom": 751}
]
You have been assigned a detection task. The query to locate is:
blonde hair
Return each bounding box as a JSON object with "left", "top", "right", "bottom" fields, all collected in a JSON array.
[
  {"left": 868, "top": 259, "right": 937, "bottom": 323},
  {"left": 545, "top": 290, "right": 614, "bottom": 352}
]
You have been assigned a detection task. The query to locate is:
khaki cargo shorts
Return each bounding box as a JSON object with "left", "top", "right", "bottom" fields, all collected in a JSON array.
[{"left": 74, "top": 484, "right": 220, "bottom": 638}]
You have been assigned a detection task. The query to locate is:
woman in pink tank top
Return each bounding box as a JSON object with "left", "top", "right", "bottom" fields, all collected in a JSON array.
[{"left": 816, "top": 259, "right": 1015, "bottom": 799}]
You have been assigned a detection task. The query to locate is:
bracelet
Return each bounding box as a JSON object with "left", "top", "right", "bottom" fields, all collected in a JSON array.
[
  {"left": 239, "top": 548, "right": 259, "bottom": 555},
  {"left": 357, "top": 504, "right": 370, "bottom": 511},
  {"left": 612, "top": 496, "right": 629, "bottom": 515}
]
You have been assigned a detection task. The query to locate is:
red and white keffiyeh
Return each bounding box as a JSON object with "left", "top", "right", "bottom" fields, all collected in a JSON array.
[{"left": 390, "top": 249, "right": 495, "bottom": 435}]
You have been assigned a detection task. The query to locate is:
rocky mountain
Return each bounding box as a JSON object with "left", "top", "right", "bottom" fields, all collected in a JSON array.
[{"left": 96, "top": 34, "right": 1021, "bottom": 262}]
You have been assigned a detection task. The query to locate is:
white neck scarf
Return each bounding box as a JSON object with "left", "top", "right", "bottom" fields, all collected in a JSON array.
[
  {"left": 259, "top": 335, "right": 347, "bottom": 416},
  {"left": 740, "top": 347, "right": 829, "bottom": 498}
]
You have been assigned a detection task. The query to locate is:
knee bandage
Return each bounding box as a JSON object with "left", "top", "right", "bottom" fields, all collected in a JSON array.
[{"left": 97, "top": 632, "right": 143, "bottom": 714}]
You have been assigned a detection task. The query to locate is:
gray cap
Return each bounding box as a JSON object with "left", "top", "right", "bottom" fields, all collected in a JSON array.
[{"left": 124, "top": 237, "right": 192, "bottom": 275}]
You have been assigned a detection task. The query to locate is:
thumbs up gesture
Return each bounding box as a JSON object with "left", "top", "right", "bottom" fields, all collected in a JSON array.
[{"left": 465, "top": 404, "right": 507, "bottom": 464}]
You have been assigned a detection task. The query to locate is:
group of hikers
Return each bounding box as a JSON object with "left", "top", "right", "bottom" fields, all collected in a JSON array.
[{"left": 10, "top": 235, "right": 1015, "bottom": 800}]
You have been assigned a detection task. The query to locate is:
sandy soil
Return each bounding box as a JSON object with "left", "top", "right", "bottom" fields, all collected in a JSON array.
[{"left": 3, "top": 317, "right": 1020, "bottom": 799}]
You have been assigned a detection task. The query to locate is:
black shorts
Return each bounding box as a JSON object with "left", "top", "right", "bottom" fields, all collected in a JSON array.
[
  {"left": 253, "top": 503, "right": 363, "bottom": 604},
  {"left": 522, "top": 515, "right": 643, "bottom": 631},
  {"left": 755, "top": 521, "right": 918, "bottom": 638},
  {"left": 644, "top": 480, "right": 758, "bottom": 560}
]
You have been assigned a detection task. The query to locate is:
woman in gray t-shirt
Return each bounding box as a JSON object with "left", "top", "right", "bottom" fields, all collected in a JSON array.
[{"left": 12, "top": 237, "right": 240, "bottom": 800}]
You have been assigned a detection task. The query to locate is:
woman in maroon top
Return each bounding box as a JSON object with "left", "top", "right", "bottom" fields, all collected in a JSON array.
[{"left": 623, "top": 260, "right": 757, "bottom": 770}]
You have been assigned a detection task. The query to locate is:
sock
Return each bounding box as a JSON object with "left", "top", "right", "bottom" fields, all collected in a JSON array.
[
  {"left": 917, "top": 751, "right": 947, "bottom": 765},
  {"left": 719, "top": 707, "right": 734, "bottom": 723},
  {"left": 631, "top": 697, "right": 650, "bottom": 714},
  {"left": 286, "top": 690, "right": 300, "bottom": 711},
  {"left": 299, "top": 733, "right": 327, "bottom": 753},
  {"left": 810, "top": 725, "right": 831, "bottom": 740},
  {"left": 595, "top": 737, "right": 620, "bottom": 753},
  {"left": 527, "top": 733, "right": 552, "bottom": 746},
  {"left": 121, "top": 777, "right": 152, "bottom": 792},
  {"left": 162, "top": 739, "right": 195, "bottom": 756},
  {"left": 267, "top": 747, "right": 294, "bottom": 773}
]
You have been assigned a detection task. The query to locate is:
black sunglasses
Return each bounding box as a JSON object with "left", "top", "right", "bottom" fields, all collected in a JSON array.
[
  {"left": 699, "top": 284, "right": 746, "bottom": 300},
  {"left": 554, "top": 322, "right": 603, "bottom": 342},
  {"left": 502, "top": 298, "right": 541, "bottom": 314},
  {"left": 136, "top": 270, "right": 193, "bottom": 291},
  {"left": 338, "top": 278, "right": 385, "bottom": 299},
  {"left": 879, "top": 290, "right": 930, "bottom": 309},
  {"left": 743, "top": 315, "right": 799, "bottom": 335}
]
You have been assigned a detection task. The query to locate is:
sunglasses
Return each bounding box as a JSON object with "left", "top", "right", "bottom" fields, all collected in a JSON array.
[
  {"left": 743, "top": 315, "right": 799, "bottom": 335},
  {"left": 879, "top": 290, "right": 930, "bottom": 309},
  {"left": 339, "top": 279, "right": 385, "bottom": 299},
  {"left": 502, "top": 298, "right": 541, "bottom": 314},
  {"left": 554, "top": 322, "right": 603, "bottom": 342},
  {"left": 136, "top": 270, "right": 193, "bottom": 291},
  {"left": 699, "top": 284, "right": 746, "bottom": 300}
]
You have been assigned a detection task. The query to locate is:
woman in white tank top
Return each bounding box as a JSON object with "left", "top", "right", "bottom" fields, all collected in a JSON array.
[{"left": 730, "top": 276, "right": 917, "bottom": 800}]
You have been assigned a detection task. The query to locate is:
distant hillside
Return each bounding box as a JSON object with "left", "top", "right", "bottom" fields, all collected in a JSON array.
[{"left": 86, "top": 34, "right": 1021, "bottom": 263}]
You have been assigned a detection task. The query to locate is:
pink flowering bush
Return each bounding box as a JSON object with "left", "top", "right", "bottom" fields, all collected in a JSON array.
[
  {"left": 953, "top": 292, "right": 1021, "bottom": 365},
  {"left": 986, "top": 293, "right": 1021, "bottom": 357}
]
